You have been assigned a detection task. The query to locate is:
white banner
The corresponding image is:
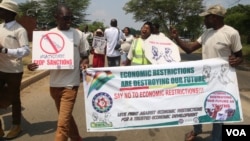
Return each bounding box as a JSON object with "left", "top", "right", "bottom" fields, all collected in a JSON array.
[
  {"left": 32, "top": 31, "right": 74, "bottom": 70},
  {"left": 83, "top": 58, "right": 243, "bottom": 132}
]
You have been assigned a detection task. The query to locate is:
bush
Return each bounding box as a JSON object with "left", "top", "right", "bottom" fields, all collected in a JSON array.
[{"left": 242, "top": 44, "right": 250, "bottom": 61}]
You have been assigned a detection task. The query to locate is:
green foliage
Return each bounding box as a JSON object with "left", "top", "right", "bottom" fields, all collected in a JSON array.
[
  {"left": 18, "top": 0, "right": 90, "bottom": 29},
  {"left": 79, "top": 21, "right": 105, "bottom": 33},
  {"left": 225, "top": 4, "right": 250, "bottom": 44},
  {"left": 242, "top": 44, "right": 250, "bottom": 59},
  {"left": 123, "top": 0, "right": 204, "bottom": 37}
]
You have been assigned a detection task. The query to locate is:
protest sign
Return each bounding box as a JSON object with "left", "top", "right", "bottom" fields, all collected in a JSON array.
[
  {"left": 32, "top": 31, "right": 74, "bottom": 70},
  {"left": 83, "top": 58, "right": 243, "bottom": 132},
  {"left": 144, "top": 35, "right": 181, "bottom": 64},
  {"left": 92, "top": 36, "right": 106, "bottom": 54}
]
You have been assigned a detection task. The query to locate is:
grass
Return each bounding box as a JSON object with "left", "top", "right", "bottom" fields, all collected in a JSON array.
[{"left": 242, "top": 44, "right": 250, "bottom": 61}]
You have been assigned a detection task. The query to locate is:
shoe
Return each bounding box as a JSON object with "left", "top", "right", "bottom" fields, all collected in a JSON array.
[
  {"left": 185, "top": 131, "right": 198, "bottom": 141},
  {"left": 0, "top": 121, "right": 4, "bottom": 138},
  {"left": 5, "top": 125, "right": 22, "bottom": 139},
  {"left": 0, "top": 127, "right": 4, "bottom": 138}
]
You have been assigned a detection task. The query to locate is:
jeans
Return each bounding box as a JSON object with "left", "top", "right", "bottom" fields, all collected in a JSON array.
[
  {"left": 0, "top": 72, "right": 23, "bottom": 125},
  {"left": 193, "top": 123, "right": 222, "bottom": 141},
  {"left": 50, "top": 86, "right": 80, "bottom": 141},
  {"left": 107, "top": 56, "right": 121, "bottom": 67}
]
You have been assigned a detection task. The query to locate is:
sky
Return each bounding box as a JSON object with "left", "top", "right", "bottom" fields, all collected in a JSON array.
[{"left": 15, "top": 0, "right": 250, "bottom": 30}]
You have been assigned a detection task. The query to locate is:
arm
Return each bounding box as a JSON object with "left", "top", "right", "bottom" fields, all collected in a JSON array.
[
  {"left": 80, "top": 31, "right": 90, "bottom": 70},
  {"left": 170, "top": 27, "right": 201, "bottom": 54},
  {"left": 229, "top": 50, "right": 243, "bottom": 67},
  {"left": 121, "top": 31, "right": 126, "bottom": 41},
  {"left": 228, "top": 31, "right": 243, "bottom": 67},
  {"left": 80, "top": 56, "right": 89, "bottom": 70},
  {"left": 3, "top": 27, "right": 31, "bottom": 58},
  {"left": 0, "top": 45, "right": 30, "bottom": 58},
  {"left": 124, "top": 40, "right": 134, "bottom": 66}
]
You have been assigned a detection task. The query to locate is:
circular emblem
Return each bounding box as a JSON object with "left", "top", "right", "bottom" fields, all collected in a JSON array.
[
  {"left": 204, "top": 91, "right": 236, "bottom": 121},
  {"left": 92, "top": 92, "right": 113, "bottom": 113}
]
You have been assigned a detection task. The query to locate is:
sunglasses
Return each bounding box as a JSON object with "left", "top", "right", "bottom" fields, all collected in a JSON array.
[{"left": 62, "top": 16, "right": 73, "bottom": 21}]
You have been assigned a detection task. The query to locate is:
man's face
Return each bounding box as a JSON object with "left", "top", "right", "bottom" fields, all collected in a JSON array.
[
  {"left": 56, "top": 7, "right": 72, "bottom": 30},
  {"left": 140, "top": 24, "right": 151, "bottom": 39},
  {"left": 0, "top": 8, "right": 10, "bottom": 19},
  {"left": 204, "top": 14, "right": 215, "bottom": 29}
]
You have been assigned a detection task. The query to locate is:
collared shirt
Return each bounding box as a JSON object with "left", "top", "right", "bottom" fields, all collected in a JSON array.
[
  {"left": 2, "top": 20, "right": 30, "bottom": 58},
  {"left": 0, "top": 20, "right": 30, "bottom": 73}
]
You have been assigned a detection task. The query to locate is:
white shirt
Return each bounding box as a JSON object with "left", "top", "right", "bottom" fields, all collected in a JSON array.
[
  {"left": 83, "top": 31, "right": 93, "bottom": 39},
  {"left": 197, "top": 25, "right": 242, "bottom": 59},
  {"left": 121, "top": 34, "right": 134, "bottom": 53},
  {"left": 0, "top": 20, "right": 30, "bottom": 73},
  {"left": 49, "top": 27, "right": 88, "bottom": 87},
  {"left": 104, "top": 27, "right": 125, "bottom": 57}
]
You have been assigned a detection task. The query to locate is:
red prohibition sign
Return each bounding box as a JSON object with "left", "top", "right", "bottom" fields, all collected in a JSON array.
[{"left": 40, "top": 33, "right": 65, "bottom": 54}]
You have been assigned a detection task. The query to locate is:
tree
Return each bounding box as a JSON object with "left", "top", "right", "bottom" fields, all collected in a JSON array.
[
  {"left": 78, "top": 21, "right": 106, "bottom": 33},
  {"left": 225, "top": 4, "right": 250, "bottom": 44},
  {"left": 18, "top": 0, "right": 90, "bottom": 29},
  {"left": 123, "top": 0, "right": 204, "bottom": 37}
]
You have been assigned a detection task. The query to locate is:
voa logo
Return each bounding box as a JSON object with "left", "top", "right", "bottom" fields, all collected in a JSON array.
[{"left": 226, "top": 129, "right": 246, "bottom": 136}]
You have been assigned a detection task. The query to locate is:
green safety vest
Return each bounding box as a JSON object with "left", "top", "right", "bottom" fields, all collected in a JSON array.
[{"left": 131, "top": 38, "right": 151, "bottom": 65}]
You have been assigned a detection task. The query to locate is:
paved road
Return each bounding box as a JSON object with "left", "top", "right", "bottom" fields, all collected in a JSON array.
[{"left": 1, "top": 53, "right": 249, "bottom": 141}]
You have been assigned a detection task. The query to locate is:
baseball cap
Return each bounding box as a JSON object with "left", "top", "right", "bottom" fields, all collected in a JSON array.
[
  {"left": 0, "top": 0, "right": 18, "bottom": 14},
  {"left": 199, "top": 4, "right": 227, "bottom": 17}
]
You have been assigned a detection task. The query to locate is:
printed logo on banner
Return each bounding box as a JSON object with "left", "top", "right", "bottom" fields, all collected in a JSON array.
[
  {"left": 87, "top": 71, "right": 114, "bottom": 96},
  {"left": 204, "top": 91, "right": 240, "bottom": 122},
  {"left": 91, "top": 92, "right": 113, "bottom": 128},
  {"left": 222, "top": 125, "right": 249, "bottom": 141}
]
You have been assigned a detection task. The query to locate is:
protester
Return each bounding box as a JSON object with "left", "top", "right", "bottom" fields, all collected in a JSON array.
[
  {"left": 104, "top": 18, "right": 126, "bottom": 67},
  {"left": 0, "top": 0, "right": 30, "bottom": 139},
  {"left": 120, "top": 27, "right": 134, "bottom": 65},
  {"left": 82, "top": 25, "right": 93, "bottom": 46},
  {"left": 170, "top": 4, "right": 243, "bottom": 141},
  {"left": 125, "top": 21, "right": 153, "bottom": 66},
  {"left": 152, "top": 23, "right": 165, "bottom": 37},
  {"left": 27, "top": 4, "right": 89, "bottom": 141},
  {"left": 91, "top": 28, "right": 106, "bottom": 67}
]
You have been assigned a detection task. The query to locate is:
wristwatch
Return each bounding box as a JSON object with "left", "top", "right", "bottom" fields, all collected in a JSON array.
[{"left": 0, "top": 47, "right": 8, "bottom": 54}]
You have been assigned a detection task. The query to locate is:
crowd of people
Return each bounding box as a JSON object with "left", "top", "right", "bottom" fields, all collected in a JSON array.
[
  {"left": 85, "top": 20, "right": 167, "bottom": 67},
  {"left": 0, "top": 0, "right": 243, "bottom": 141}
]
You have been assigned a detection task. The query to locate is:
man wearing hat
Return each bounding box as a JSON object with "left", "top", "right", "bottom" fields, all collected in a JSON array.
[
  {"left": 170, "top": 4, "right": 243, "bottom": 141},
  {"left": 0, "top": 0, "right": 30, "bottom": 139}
]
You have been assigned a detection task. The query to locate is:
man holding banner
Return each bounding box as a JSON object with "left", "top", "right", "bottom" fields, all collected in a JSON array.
[
  {"left": 170, "top": 4, "right": 243, "bottom": 141},
  {"left": 28, "top": 4, "right": 89, "bottom": 141}
]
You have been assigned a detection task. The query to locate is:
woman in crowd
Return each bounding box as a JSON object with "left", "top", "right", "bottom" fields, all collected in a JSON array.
[{"left": 120, "top": 27, "right": 134, "bottom": 66}]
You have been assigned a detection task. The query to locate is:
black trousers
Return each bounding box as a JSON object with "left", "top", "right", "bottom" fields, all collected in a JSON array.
[{"left": 0, "top": 71, "right": 23, "bottom": 125}]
